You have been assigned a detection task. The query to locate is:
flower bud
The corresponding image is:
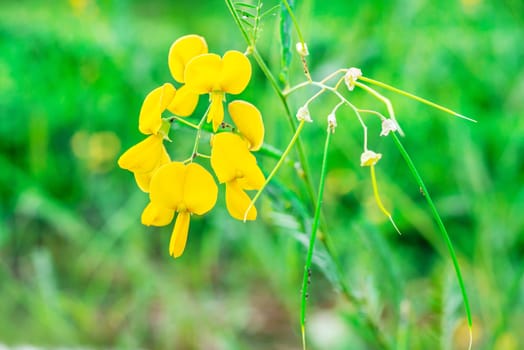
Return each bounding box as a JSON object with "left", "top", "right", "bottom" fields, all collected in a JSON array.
[
  {"left": 344, "top": 67, "right": 362, "bottom": 91},
  {"left": 295, "top": 42, "right": 310, "bottom": 56},
  {"left": 327, "top": 113, "right": 337, "bottom": 133},
  {"left": 360, "top": 150, "right": 382, "bottom": 166},
  {"left": 380, "top": 118, "right": 400, "bottom": 136},
  {"left": 296, "top": 106, "right": 312, "bottom": 122}
]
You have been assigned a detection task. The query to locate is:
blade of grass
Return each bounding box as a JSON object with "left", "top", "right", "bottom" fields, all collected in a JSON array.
[{"left": 390, "top": 132, "right": 473, "bottom": 349}]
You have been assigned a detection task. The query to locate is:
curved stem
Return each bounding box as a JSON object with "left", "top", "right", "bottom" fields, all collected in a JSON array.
[
  {"left": 370, "top": 165, "right": 401, "bottom": 235},
  {"left": 243, "top": 120, "right": 306, "bottom": 221},
  {"left": 359, "top": 76, "right": 477, "bottom": 123},
  {"left": 225, "top": 3, "right": 392, "bottom": 347},
  {"left": 390, "top": 132, "right": 472, "bottom": 347},
  {"left": 190, "top": 110, "right": 210, "bottom": 160}
]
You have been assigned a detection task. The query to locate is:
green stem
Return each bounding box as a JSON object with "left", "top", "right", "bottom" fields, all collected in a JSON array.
[
  {"left": 225, "top": 0, "right": 317, "bottom": 213},
  {"left": 226, "top": 3, "right": 392, "bottom": 347},
  {"left": 282, "top": 0, "right": 306, "bottom": 47},
  {"left": 390, "top": 132, "right": 473, "bottom": 340},
  {"left": 300, "top": 127, "right": 332, "bottom": 350},
  {"left": 355, "top": 81, "right": 397, "bottom": 123},
  {"left": 190, "top": 110, "right": 210, "bottom": 160},
  {"left": 167, "top": 116, "right": 199, "bottom": 129},
  {"left": 244, "top": 120, "right": 306, "bottom": 221},
  {"left": 359, "top": 76, "right": 477, "bottom": 123}
]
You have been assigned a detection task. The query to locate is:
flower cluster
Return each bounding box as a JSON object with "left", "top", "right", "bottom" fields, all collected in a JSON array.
[{"left": 118, "top": 35, "right": 265, "bottom": 258}]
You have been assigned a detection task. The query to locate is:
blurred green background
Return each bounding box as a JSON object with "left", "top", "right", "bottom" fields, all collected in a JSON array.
[{"left": 1, "top": 0, "right": 523, "bottom": 349}]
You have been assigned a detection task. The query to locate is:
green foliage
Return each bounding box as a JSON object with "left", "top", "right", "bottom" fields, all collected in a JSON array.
[{"left": 1, "top": 0, "right": 523, "bottom": 349}]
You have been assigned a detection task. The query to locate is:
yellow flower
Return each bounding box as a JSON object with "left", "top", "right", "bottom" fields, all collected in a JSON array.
[
  {"left": 165, "top": 34, "right": 209, "bottom": 118},
  {"left": 168, "top": 34, "right": 208, "bottom": 83},
  {"left": 139, "top": 35, "right": 209, "bottom": 136},
  {"left": 148, "top": 162, "right": 218, "bottom": 258},
  {"left": 185, "top": 51, "right": 252, "bottom": 131},
  {"left": 228, "top": 100, "right": 264, "bottom": 151},
  {"left": 210, "top": 133, "right": 264, "bottom": 220},
  {"left": 118, "top": 134, "right": 170, "bottom": 192},
  {"left": 141, "top": 201, "right": 175, "bottom": 226},
  {"left": 139, "top": 83, "right": 176, "bottom": 136}
]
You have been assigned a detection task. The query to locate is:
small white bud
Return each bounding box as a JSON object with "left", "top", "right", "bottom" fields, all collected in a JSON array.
[
  {"left": 295, "top": 42, "right": 309, "bottom": 56},
  {"left": 344, "top": 67, "right": 362, "bottom": 91},
  {"left": 327, "top": 113, "right": 337, "bottom": 133},
  {"left": 380, "top": 118, "right": 400, "bottom": 136},
  {"left": 296, "top": 106, "right": 312, "bottom": 122},
  {"left": 360, "top": 150, "right": 382, "bottom": 167}
]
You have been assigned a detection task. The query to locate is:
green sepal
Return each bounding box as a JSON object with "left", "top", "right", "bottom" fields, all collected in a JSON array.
[{"left": 159, "top": 118, "right": 172, "bottom": 142}]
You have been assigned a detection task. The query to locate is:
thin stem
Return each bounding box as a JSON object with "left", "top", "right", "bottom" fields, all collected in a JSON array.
[
  {"left": 300, "top": 127, "right": 332, "bottom": 350},
  {"left": 358, "top": 109, "right": 387, "bottom": 121},
  {"left": 243, "top": 120, "right": 306, "bottom": 221},
  {"left": 281, "top": 0, "right": 312, "bottom": 81},
  {"left": 225, "top": 0, "right": 253, "bottom": 47},
  {"left": 304, "top": 86, "right": 327, "bottom": 106},
  {"left": 354, "top": 81, "right": 405, "bottom": 136},
  {"left": 370, "top": 165, "right": 401, "bottom": 235},
  {"left": 225, "top": 0, "right": 318, "bottom": 215},
  {"left": 167, "top": 116, "right": 199, "bottom": 129},
  {"left": 311, "top": 81, "right": 369, "bottom": 151},
  {"left": 190, "top": 109, "right": 210, "bottom": 160},
  {"left": 390, "top": 132, "right": 472, "bottom": 347},
  {"left": 355, "top": 80, "right": 398, "bottom": 120},
  {"left": 252, "top": 0, "right": 263, "bottom": 42},
  {"left": 286, "top": 80, "right": 370, "bottom": 150},
  {"left": 359, "top": 76, "right": 477, "bottom": 123},
  {"left": 281, "top": 0, "right": 306, "bottom": 48},
  {"left": 226, "top": 3, "right": 392, "bottom": 347},
  {"left": 321, "top": 69, "right": 346, "bottom": 84},
  {"left": 283, "top": 80, "right": 312, "bottom": 96}
]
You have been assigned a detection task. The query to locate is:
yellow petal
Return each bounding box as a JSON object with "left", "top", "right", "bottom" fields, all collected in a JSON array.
[
  {"left": 225, "top": 180, "right": 257, "bottom": 221},
  {"left": 237, "top": 160, "right": 265, "bottom": 190},
  {"left": 141, "top": 201, "right": 174, "bottom": 226},
  {"left": 208, "top": 92, "right": 224, "bottom": 132},
  {"left": 169, "top": 211, "right": 191, "bottom": 258},
  {"left": 210, "top": 132, "right": 265, "bottom": 190},
  {"left": 149, "top": 162, "right": 186, "bottom": 210},
  {"left": 184, "top": 53, "right": 222, "bottom": 94},
  {"left": 210, "top": 132, "right": 263, "bottom": 184},
  {"left": 167, "top": 84, "right": 199, "bottom": 117},
  {"left": 220, "top": 51, "right": 251, "bottom": 94},
  {"left": 228, "top": 100, "right": 264, "bottom": 151},
  {"left": 210, "top": 132, "right": 244, "bottom": 183},
  {"left": 118, "top": 134, "right": 165, "bottom": 173},
  {"left": 168, "top": 35, "right": 208, "bottom": 83},
  {"left": 133, "top": 146, "right": 170, "bottom": 192},
  {"left": 139, "top": 83, "right": 176, "bottom": 135},
  {"left": 134, "top": 172, "right": 152, "bottom": 192},
  {"left": 183, "top": 163, "right": 218, "bottom": 215}
]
